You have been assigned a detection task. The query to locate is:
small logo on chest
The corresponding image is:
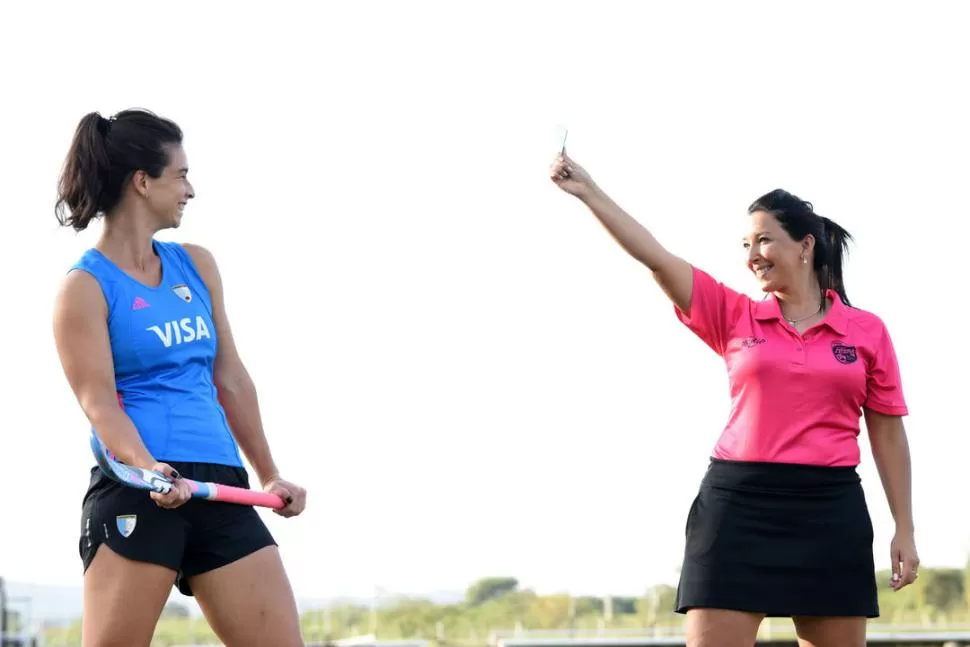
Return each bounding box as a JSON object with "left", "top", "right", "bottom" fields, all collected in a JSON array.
[
  {"left": 831, "top": 341, "right": 858, "bottom": 364},
  {"left": 172, "top": 284, "right": 192, "bottom": 303},
  {"left": 147, "top": 316, "right": 211, "bottom": 348},
  {"left": 739, "top": 337, "right": 767, "bottom": 349}
]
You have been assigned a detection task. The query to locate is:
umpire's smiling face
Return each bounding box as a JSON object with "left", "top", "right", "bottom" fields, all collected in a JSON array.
[{"left": 743, "top": 208, "right": 811, "bottom": 294}]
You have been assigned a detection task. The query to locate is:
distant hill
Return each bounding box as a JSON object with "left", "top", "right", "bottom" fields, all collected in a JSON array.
[{"left": 4, "top": 580, "right": 464, "bottom": 626}]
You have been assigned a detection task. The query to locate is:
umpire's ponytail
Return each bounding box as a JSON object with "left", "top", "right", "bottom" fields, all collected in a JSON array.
[{"left": 817, "top": 216, "right": 852, "bottom": 307}]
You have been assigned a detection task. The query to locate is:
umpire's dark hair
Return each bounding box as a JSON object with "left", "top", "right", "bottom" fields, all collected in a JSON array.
[
  {"left": 55, "top": 109, "right": 183, "bottom": 232},
  {"left": 748, "top": 189, "right": 854, "bottom": 307}
]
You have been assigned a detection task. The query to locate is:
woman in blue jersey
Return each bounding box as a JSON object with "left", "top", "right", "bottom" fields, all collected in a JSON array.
[{"left": 52, "top": 108, "right": 307, "bottom": 647}]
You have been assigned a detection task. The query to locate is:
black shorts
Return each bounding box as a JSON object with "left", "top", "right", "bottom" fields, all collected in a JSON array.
[
  {"left": 675, "top": 458, "right": 878, "bottom": 618},
  {"left": 79, "top": 461, "right": 277, "bottom": 596}
]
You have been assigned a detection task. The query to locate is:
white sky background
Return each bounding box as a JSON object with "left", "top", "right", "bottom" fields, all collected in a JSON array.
[{"left": 0, "top": 0, "right": 968, "bottom": 603}]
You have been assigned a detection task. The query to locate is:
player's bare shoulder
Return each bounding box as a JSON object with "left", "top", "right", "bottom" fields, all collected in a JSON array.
[
  {"left": 180, "top": 242, "right": 217, "bottom": 271},
  {"left": 179, "top": 242, "right": 223, "bottom": 287},
  {"left": 55, "top": 266, "right": 108, "bottom": 321}
]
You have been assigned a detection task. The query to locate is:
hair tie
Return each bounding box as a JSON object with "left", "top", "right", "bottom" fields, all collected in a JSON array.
[{"left": 97, "top": 114, "right": 113, "bottom": 137}]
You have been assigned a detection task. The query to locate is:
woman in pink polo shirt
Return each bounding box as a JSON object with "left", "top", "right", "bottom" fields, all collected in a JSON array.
[{"left": 549, "top": 152, "right": 918, "bottom": 647}]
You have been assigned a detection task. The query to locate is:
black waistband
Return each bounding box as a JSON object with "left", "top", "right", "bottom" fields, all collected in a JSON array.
[{"left": 702, "top": 457, "right": 861, "bottom": 494}]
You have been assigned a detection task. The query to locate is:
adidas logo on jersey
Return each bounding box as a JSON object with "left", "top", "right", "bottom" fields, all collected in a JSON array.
[{"left": 146, "top": 316, "right": 212, "bottom": 348}]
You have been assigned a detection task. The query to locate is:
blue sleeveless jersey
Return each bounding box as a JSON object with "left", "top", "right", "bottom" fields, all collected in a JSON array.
[{"left": 70, "top": 240, "right": 243, "bottom": 467}]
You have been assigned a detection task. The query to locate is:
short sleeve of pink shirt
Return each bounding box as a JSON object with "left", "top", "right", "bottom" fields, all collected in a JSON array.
[
  {"left": 673, "top": 266, "right": 750, "bottom": 357},
  {"left": 861, "top": 317, "right": 909, "bottom": 416}
]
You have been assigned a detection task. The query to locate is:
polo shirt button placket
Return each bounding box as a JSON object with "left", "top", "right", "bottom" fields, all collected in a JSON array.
[{"left": 792, "top": 331, "right": 807, "bottom": 366}]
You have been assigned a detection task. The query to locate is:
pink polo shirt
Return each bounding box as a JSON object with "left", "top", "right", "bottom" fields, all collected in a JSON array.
[{"left": 674, "top": 265, "right": 908, "bottom": 467}]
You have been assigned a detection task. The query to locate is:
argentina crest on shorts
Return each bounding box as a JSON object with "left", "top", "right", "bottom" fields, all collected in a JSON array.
[
  {"left": 172, "top": 284, "right": 192, "bottom": 303},
  {"left": 116, "top": 514, "right": 137, "bottom": 538}
]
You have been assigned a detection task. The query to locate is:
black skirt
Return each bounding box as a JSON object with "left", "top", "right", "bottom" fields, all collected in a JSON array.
[{"left": 675, "top": 458, "right": 879, "bottom": 618}]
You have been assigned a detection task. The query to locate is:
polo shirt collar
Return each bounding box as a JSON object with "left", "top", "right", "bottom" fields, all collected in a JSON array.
[{"left": 754, "top": 289, "right": 848, "bottom": 335}]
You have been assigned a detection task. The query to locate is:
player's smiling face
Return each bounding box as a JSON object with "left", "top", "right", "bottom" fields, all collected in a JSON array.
[{"left": 140, "top": 144, "right": 195, "bottom": 229}]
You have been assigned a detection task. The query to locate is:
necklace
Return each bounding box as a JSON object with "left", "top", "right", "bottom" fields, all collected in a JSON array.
[{"left": 784, "top": 302, "right": 822, "bottom": 326}]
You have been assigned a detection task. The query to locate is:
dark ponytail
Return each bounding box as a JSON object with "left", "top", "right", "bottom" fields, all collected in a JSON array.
[
  {"left": 55, "top": 113, "right": 113, "bottom": 231},
  {"left": 817, "top": 216, "right": 853, "bottom": 307},
  {"left": 748, "top": 189, "right": 854, "bottom": 307},
  {"left": 54, "top": 108, "right": 184, "bottom": 232}
]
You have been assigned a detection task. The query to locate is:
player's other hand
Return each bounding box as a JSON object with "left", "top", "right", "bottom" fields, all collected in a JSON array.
[{"left": 263, "top": 476, "right": 307, "bottom": 518}]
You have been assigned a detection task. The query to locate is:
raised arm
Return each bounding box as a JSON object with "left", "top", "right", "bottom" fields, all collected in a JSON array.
[{"left": 550, "top": 152, "right": 695, "bottom": 314}]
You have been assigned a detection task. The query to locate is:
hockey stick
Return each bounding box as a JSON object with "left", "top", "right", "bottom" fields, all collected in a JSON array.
[{"left": 90, "top": 433, "right": 286, "bottom": 510}]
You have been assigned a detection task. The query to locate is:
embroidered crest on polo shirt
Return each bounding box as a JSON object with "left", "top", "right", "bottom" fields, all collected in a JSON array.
[{"left": 831, "top": 341, "right": 858, "bottom": 364}]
